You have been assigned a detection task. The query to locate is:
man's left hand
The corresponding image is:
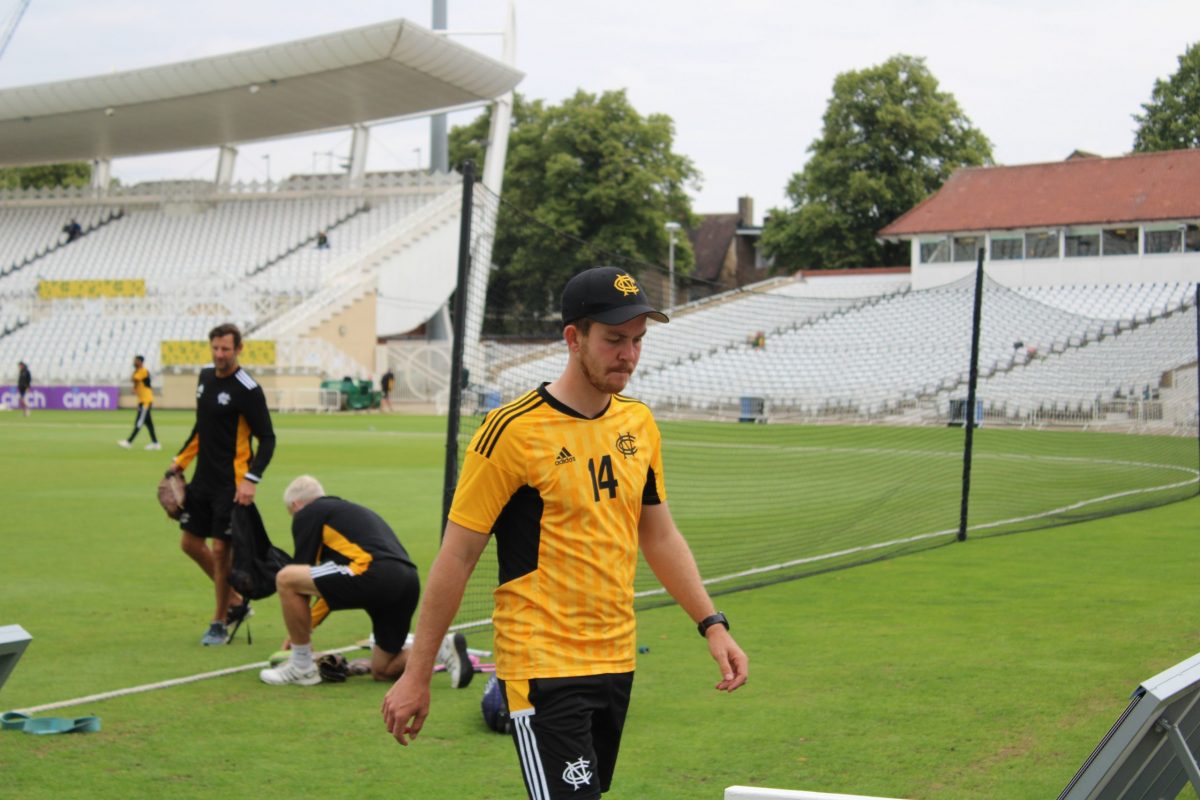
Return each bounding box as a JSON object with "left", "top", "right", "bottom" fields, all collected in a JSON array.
[
  {"left": 234, "top": 478, "right": 257, "bottom": 506},
  {"left": 706, "top": 628, "right": 749, "bottom": 693}
]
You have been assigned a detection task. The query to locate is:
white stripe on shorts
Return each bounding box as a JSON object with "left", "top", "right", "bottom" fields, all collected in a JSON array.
[
  {"left": 310, "top": 562, "right": 354, "bottom": 579},
  {"left": 513, "top": 711, "right": 550, "bottom": 800}
]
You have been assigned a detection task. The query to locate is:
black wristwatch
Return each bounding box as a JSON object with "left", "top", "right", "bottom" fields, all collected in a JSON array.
[{"left": 697, "top": 612, "right": 729, "bottom": 637}]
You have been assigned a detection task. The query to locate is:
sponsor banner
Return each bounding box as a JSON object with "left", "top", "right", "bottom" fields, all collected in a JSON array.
[
  {"left": 37, "top": 279, "right": 146, "bottom": 299},
  {"left": 161, "top": 340, "right": 276, "bottom": 366},
  {"left": 0, "top": 385, "right": 120, "bottom": 411}
]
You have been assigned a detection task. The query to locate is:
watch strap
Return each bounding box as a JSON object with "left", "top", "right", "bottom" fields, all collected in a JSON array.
[{"left": 697, "top": 612, "right": 729, "bottom": 637}]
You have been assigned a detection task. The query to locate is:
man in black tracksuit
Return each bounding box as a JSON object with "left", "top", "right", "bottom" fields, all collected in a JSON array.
[
  {"left": 259, "top": 475, "right": 423, "bottom": 686},
  {"left": 170, "top": 323, "right": 276, "bottom": 645}
]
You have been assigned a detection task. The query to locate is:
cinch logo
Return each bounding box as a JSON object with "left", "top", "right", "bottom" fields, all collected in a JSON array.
[
  {"left": 63, "top": 388, "right": 112, "bottom": 409},
  {"left": 613, "top": 274, "right": 639, "bottom": 296},
  {"left": 554, "top": 446, "right": 575, "bottom": 466},
  {"left": 0, "top": 389, "right": 43, "bottom": 408}
]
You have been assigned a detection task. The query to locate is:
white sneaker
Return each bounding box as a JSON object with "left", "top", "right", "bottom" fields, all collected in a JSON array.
[
  {"left": 117, "top": 440, "right": 131, "bottom": 449},
  {"left": 145, "top": 442, "right": 162, "bottom": 451},
  {"left": 437, "top": 632, "right": 473, "bottom": 689},
  {"left": 259, "top": 662, "right": 321, "bottom": 686}
]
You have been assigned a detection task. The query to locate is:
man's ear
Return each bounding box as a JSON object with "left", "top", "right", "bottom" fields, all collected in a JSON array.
[{"left": 563, "top": 324, "right": 582, "bottom": 353}]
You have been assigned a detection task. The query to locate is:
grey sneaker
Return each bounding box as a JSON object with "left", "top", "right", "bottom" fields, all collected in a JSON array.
[
  {"left": 116, "top": 440, "right": 131, "bottom": 449},
  {"left": 437, "top": 632, "right": 473, "bottom": 689},
  {"left": 200, "top": 621, "right": 229, "bottom": 646},
  {"left": 260, "top": 662, "right": 321, "bottom": 686}
]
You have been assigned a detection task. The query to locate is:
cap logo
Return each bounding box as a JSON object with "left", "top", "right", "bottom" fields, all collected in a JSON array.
[{"left": 613, "top": 274, "right": 639, "bottom": 296}]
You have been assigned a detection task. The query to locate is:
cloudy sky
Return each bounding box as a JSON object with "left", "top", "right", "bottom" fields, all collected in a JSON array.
[{"left": 2, "top": 0, "right": 1197, "bottom": 222}]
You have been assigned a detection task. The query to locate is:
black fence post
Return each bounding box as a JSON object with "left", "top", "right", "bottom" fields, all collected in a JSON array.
[
  {"left": 957, "top": 247, "right": 987, "bottom": 541},
  {"left": 441, "top": 160, "right": 476, "bottom": 538}
]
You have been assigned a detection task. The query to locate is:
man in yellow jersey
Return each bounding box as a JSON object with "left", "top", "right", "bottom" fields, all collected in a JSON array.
[
  {"left": 118, "top": 355, "right": 160, "bottom": 450},
  {"left": 382, "top": 267, "right": 748, "bottom": 799},
  {"left": 168, "top": 323, "right": 276, "bottom": 645}
]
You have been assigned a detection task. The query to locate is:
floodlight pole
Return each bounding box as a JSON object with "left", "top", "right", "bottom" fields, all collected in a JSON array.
[
  {"left": 665, "top": 221, "right": 681, "bottom": 309},
  {"left": 429, "top": 0, "right": 449, "bottom": 173},
  {"left": 957, "top": 247, "right": 986, "bottom": 542}
]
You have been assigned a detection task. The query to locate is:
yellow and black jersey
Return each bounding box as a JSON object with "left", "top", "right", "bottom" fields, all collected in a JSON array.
[
  {"left": 174, "top": 366, "right": 275, "bottom": 490},
  {"left": 132, "top": 365, "right": 153, "bottom": 405},
  {"left": 449, "top": 383, "right": 666, "bottom": 681},
  {"left": 292, "top": 496, "right": 416, "bottom": 628},
  {"left": 292, "top": 496, "right": 415, "bottom": 572}
]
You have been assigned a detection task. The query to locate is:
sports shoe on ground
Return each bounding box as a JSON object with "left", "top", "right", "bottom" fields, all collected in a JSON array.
[
  {"left": 347, "top": 658, "right": 372, "bottom": 676},
  {"left": 260, "top": 662, "right": 321, "bottom": 686},
  {"left": 317, "top": 654, "right": 349, "bottom": 683},
  {"left": 116, "top": 440, "right": 131, "bottom": 449},
  {"left": 145, "top": 442, "right": 162, "bottom": 450},
  {"left": 437, "top": 632, "right": 473, "bottom": 689},
  {"left": 200, "top": 621, "right": 229, "bottom": 646}
]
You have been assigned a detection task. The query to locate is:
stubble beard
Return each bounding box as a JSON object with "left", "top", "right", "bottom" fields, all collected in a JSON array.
[{"left": 579, "top": 350, "right": 632, "bottom": 396}]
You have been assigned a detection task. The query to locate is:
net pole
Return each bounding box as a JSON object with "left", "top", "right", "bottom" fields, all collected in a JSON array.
[
  {"left": 441, "top": 160, "right": 476, "bottom": 537},
  {"left": 957, "top": 247, "right": 986, "bottom": 542}
]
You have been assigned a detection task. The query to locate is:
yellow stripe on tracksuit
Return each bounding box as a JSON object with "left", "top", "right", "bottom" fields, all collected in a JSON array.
[{"left": 309, "top": 524, "right": 374, "bottom": 628}]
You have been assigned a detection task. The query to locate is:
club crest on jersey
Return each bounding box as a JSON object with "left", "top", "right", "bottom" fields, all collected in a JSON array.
[
  {"left": 613, "top": 273, "right": 639, "bottom": 296},
  {"left": 562, "top": 757, "right": 593, "bottom": 789},
  {"left": 217, "top": 391, "right": 231, "bottom": 406},
  {"left": 616, "top": 432, "right": 637, "bottom": 458},
  {"left": 554, "top": 446, "right": 576, "bottom": 466},
  {"left": 196, "top": 384, "right": 205, "bottom": 399}
]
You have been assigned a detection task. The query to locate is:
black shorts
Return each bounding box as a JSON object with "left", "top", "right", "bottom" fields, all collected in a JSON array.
[
  {"left": 311, "top": 559, "right": 419, "bottom": 654},
  {"left": 502, "top": 672, "right": 634, "bottom": 800},
  {"left": 179, "top": 483, "right": 235, "bottom": 542}
]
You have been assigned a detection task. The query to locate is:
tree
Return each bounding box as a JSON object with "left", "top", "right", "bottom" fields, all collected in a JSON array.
[
  {"left": 762, "top": 55, "right": 992, "bottom": 270},
  {"left": 1132, "top": 42, "right": 1200, "bottom": 152},
  {"left": 450, "top": 90, "right": 699, "bottom": 334},
  {"left": 0, "top": 162, "right": 92, "bottom": 190}
]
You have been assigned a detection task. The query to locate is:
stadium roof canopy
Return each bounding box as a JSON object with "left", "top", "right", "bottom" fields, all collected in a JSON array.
[
  {"left": 879, "top": 149, "right": 1200, "bottom": 238},
  {"left": 0, "top": 18, "right": 522, "bottom": 167}
]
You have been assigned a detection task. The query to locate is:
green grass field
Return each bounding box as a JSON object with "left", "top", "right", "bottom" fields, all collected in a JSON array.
[{"left": 1, "top": 410, "right": 1197, "bottom": 799}]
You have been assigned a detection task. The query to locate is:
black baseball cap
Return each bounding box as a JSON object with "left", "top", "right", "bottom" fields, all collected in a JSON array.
[{"left": 560, "top": 267, "right": 669, "bottom": 326}]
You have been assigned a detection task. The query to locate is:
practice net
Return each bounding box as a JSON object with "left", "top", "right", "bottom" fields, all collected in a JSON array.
[{"left": 443, "top": 176, "right": 1199, "bottom": 631}]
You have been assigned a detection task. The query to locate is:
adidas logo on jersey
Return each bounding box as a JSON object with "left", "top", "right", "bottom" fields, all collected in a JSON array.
[{"left": 554, "top": 446, "right": 576, "bottom": 465}]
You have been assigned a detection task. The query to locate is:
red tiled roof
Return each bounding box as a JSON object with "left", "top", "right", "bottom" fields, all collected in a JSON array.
[{"left": 878, "top": 149, "right": 1200, "bottom": 237}]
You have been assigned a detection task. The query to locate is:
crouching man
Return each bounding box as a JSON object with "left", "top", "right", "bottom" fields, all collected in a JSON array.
[{"left": 260, "top": 475, "right": 425, "bottom": 686}]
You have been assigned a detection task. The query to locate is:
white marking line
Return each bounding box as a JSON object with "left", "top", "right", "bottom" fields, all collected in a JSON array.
[
  {"left": 15, "top": 631, "right": 493, "bottom": 715},
  {"left": 13, "top": 420, "right": 442, "bottom": 439},
  {"left": 12, "top": 642, "right": 366, "bottom": 715}
]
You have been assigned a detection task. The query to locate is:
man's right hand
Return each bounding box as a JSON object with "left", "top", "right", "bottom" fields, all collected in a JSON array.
[{"left": 380, "top": 670, "right": 432, "bottom": 746}]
